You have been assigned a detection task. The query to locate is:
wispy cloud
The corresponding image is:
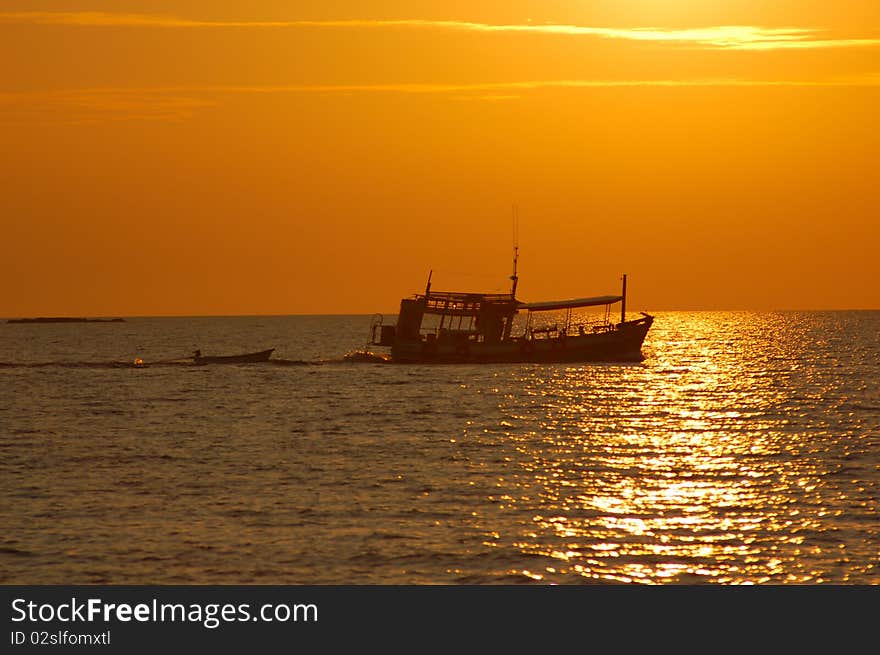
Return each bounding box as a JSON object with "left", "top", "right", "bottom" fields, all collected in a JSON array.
[
  {"left": 3, "top": 77, "right": 880, "bottom": 124},
  {"left": 6, "top": 78, "right": 880, "bottom": 102},
  {"left": 204, "top": 78, "right": 880, "bottom": 94},
  {"left": 1, "top": 12, "right": 878, "bottom": 51},
  {"left": 0, "top": 89, "right": 214, "bottom": 125}
]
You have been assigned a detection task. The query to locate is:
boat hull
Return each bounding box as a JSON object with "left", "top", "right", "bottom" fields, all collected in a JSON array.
[
  {"left": 389, "top": 315, "right": 652, "bottom": 364},
  {"left": 193, "top": 348, "right": 275, "bottom": 365}
]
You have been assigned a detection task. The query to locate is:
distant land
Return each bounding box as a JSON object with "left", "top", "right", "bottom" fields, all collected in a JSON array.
[{"left": 6, "top": 317, "right": 125, "bottom": 324}]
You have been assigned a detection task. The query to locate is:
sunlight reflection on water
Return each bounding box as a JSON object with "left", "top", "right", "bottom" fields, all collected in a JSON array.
[{"left": 467, "top": 312, "right": 879, "bottom": 584}]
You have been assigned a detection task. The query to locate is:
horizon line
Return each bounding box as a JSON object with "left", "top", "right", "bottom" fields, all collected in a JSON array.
[{"left": 4, "top": 308, "right": 878, "bottom": 321}]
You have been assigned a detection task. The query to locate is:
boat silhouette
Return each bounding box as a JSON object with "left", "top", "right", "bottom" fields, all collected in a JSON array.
[
  {"left": 367, "top": 247, "right": 652, "bottom": 364},
  {"left": 192, "top": 348, "right": 275, "bottom": 365}
]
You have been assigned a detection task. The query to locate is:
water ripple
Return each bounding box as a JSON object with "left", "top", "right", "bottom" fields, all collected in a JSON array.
[{"left": 1, "top": 312, "right": 878, "bottom": 583}]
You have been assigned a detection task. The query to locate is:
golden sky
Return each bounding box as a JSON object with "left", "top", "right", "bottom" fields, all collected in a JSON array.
[{"left": 2, "top": 1, "right": 878, "bottom": 315}]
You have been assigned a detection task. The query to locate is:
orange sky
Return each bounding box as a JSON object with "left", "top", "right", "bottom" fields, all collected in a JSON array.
[{"left": 1, "top": 1, "right": 878, "bottom": 315}]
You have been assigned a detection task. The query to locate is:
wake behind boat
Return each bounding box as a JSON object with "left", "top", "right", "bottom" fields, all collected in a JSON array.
[
  {"left": 192, "top": 348, "right": 275, "bottom": 365},
  {"left": 367, "top": 249, "right": 653, "bottom": 364}
]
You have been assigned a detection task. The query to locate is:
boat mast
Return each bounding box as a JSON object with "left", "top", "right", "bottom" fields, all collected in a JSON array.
[
  {"left": 425, "top": 269, "right": 432, "bottom": 297},
  {"left": 621, "top": 273, "right": 627, "bottom": 324},
  {"left": 510, "top": 205, "right": 519, "bottom": 298}
]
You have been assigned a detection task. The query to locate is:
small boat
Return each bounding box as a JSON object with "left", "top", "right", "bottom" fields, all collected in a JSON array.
[
  {"left": 192, "top": 348, "right": 275, "bottom": 365},
  {"left": 367, "top": 249, "right": 653, "bottom": 364}
]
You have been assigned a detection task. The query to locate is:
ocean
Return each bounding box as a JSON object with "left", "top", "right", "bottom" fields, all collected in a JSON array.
[{"left": 1, "top": 312, "right": 878, "bottom": 584}]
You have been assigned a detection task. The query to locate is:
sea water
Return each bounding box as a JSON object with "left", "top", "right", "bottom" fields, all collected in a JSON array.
[{"left": 1, "top": 312, "right": 878, "bottom": 584}]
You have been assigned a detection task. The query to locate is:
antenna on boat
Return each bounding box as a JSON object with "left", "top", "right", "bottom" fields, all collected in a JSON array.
[
  {"left": 425, "top": 269, "right": 432, "bottom": 296},
  {"left": 510, "top": 204, "right": 519, "bottom": 297},
  {"left": 621, "top": 273, "right": 627, "bottom": 324}
]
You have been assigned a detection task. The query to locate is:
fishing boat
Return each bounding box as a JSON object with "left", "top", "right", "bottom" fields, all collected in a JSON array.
[
  {"left": 192, "top": 348, "right": 275, "bottom": 365},
  {"left": 368, "top": 251, "right": 653, "bottom": 364}
]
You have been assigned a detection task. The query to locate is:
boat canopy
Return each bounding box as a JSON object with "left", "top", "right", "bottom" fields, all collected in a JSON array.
[{"left": 519, "top": 295, "right": 623, "bottom": 312}]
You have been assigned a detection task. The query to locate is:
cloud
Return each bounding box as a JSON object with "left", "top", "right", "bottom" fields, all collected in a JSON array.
[
  {"left": 0, "top": 89, "right": 214, "bottom": 125},
  {"left": 206, "top": 78, "right": 880, "bottom": 94},
  {"left": 3, "top": 76, "right": 879, "bottom": 124},
  {"left": 1, "top": 12, "right": 878, "bottom": 51}
]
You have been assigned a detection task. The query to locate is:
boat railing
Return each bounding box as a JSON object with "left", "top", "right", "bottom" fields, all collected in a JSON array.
[
  {"left": 421, "top": 326, "right": 481, "bottom": 340},
  {"left": 524, "top": 319, "right": 616, "bottom": 340},
  {"left": 369, "top": 314, "right": 383, "bottom": 338},
  {"left": 530, "top": 324, "right": 559, "bottom": 339},
  {"left": 576, "top": 320, "right": 616, "bottom": 334}
]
